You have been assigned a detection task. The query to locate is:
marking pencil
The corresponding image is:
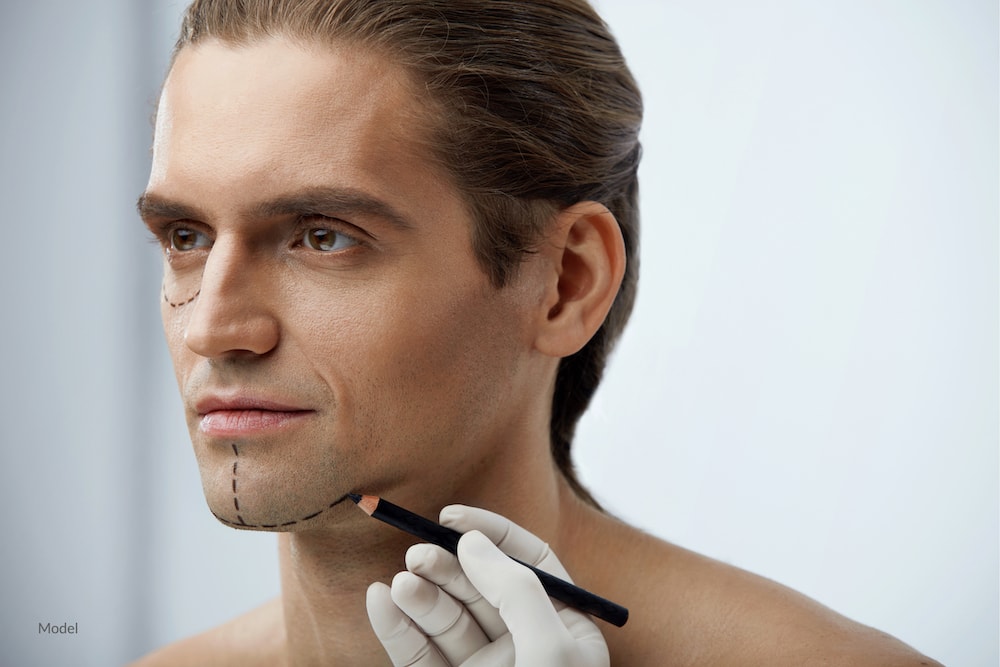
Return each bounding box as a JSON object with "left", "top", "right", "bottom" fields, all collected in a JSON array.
[{"left": 348, "top": 493, "right": 629, "bottom": 627}]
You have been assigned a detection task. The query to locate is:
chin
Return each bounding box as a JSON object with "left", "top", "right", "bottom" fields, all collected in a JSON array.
[
  {"left": 207, "top": 493, "right": 352, "bottom": 532},
  {"left": 195, "top": 440, "right": 353, "bottom": 532}
]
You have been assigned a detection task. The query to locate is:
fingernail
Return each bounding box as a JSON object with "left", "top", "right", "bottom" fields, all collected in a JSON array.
[
  {"left": 458, "top": 530, "right": 498, "bottom": 561},
  {"left": 391, "top": 570, "right": 420, "bottom": 594},
  {"left": 439, "top": 504, "right": 465, "bottom": 527},
  {"left": 405, "top": 542, "right": 440, "bottom": 572}
]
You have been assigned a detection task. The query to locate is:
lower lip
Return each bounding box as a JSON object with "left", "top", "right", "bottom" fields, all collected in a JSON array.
[{"left": 199, "top": 409, "right": 313, "bottom": 437}]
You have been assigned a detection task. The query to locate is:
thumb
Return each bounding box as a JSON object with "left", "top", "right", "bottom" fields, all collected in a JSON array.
[{"left": 458, "top": 530, "right": 573, "bottom": 656}]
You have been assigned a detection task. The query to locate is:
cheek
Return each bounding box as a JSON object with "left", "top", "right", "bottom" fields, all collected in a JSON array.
[
  {"left": 371, "top": 286, "right": 503, "bottom": 373},
  {"left": 160, "top": 294, "right": 194, "bottom": 386},
  {"left": 161, "top": 251, "right": 204, "bottom": 307},
  {"left": 347, "top": 283, "right": 527, "bottom": 432}
]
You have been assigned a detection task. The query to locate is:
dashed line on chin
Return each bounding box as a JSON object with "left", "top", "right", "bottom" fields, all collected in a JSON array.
[{"left": 214, "top": 442, "right": 350, "bottom": 529}]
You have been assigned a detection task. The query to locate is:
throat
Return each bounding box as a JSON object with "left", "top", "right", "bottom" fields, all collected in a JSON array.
[{"left": 276, "top": 530, "right": 407, "bottom": 666}]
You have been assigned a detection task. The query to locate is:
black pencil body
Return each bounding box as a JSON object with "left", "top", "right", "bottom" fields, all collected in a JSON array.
[{"left": 358, "top": 495, "right": 629, "bottom": 627}]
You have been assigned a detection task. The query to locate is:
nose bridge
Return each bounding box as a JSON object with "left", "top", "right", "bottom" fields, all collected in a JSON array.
[
  {"left": 183, "top": 236, "right": 279, "bottom": 358},
  {"left": 200, "top": 235, "right": 249, "bottom": 302}
]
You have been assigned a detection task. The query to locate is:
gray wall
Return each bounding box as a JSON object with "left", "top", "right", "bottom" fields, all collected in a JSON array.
[
  {"left": 1, "top": 1, "right": 162, "bottom": 664},
  {"left": 0, "top": 1, "right": 995, "bottom": 665}
]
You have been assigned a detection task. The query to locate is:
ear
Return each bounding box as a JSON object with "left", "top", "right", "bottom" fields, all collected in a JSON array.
[{"left": 533, "top": 201, "right": 626, "bottom": 357}]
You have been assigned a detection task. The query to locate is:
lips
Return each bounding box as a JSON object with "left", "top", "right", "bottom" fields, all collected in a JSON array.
[{"left": 195, "top": 394, "right": 315, "bottom": 437}]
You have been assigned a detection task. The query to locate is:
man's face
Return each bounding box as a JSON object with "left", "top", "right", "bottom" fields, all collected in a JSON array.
[{"left": 141, "top": 38, "right": 547, "bottom": 529}]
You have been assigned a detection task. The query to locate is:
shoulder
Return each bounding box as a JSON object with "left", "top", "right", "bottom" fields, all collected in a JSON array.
[
  {"left": 127, "top": 597, "right": 285, "bottom": 667},
  {"left": 564, "top": 509, "right": 943, "bottom": 667}
]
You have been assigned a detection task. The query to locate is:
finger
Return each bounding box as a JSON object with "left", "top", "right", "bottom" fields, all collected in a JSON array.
[
  {"left": 390, "top": 571, "right": 489, "bottom": 665},
  {"left": 458, "top": 635, "right": 515, "bottom": 667},
  {"left": 439, "top": 505, "right": 570, "bottom": 580},
  {"left": 558, "top": 606, "right": 611, "bottom": 665},
  {"left": 406, "top": 542, "right": 508, "bottom": 641},
  {"left": 366, "top": 582, "right": 450, "bottom": 667},
  {"left": 457, "top": 531, "right": 578, "bottom": 657}
]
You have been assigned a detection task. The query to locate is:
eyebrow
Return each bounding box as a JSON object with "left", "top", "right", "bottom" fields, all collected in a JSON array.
[
  {"left": 136, "top": 186, "right": 415, "bottom": 231},
  {"left": 135, "top": 193, "right": 202, "bottom": 224}
]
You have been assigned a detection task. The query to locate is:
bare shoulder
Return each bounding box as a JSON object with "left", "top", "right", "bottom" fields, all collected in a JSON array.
[
  {"left": 567, "top": 510, "right": 943, "bottom": 667},
  {"left": 127, "top": 597, "right": 285, "bottom": 667}
]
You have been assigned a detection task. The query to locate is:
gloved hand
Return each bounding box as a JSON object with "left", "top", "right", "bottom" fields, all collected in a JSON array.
[{"left": 366, "top": 504, "right": 610, "bottom": 666}]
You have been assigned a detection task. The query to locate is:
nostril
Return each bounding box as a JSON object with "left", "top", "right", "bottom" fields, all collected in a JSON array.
[{"left": 182, "top": 300, "right": 281, "bottom": 359}]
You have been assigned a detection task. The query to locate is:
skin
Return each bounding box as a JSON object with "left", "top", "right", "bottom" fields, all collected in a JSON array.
[{"left": 132, "top": 38, "right": 942, "bottom": 667}]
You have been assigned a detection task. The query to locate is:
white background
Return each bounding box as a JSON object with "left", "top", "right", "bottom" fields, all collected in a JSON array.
[{"left": 0, "top": 1, "right": 995, "bottom": 665}]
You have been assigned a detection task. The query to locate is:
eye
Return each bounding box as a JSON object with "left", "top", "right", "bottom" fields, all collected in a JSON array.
[
  {"left": 301, "top": 227, "right": 359, "bottom": 252},
  {"left": 168, "top": 227, "right": 211, "bottom": 251}
]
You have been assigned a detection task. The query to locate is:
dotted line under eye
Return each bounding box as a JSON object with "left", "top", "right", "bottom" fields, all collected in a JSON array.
[
  {"left": 211, "top": 442, "right": 348, "bottom": 529},
  {"left": 162, "top": 285, "right": 200, "bottom": 308}
]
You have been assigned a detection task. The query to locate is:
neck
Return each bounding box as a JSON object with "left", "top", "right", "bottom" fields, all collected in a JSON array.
[
  {"left": 276, "top": 437, "right": 586, "bottom": 666},
  {"left": 277, "top": 526, "right": 399, "bottom": 666}
]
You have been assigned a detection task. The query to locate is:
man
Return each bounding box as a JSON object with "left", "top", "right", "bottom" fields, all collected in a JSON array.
[{"left": 133, "top": 1, "right": 941, "bottom": 664}]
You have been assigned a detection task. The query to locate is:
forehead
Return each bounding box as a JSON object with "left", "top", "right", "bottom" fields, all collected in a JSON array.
[{"left": 148, "top": 38, "right": 452, "bottom": 216}]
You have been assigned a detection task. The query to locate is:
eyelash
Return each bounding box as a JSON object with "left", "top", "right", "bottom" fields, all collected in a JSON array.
[
  {"left": 149, "top": 217, "right": 367, "bottom": 254},
  {"left": 292, "top": 216, "right": 365, "bottom": 253},
  {"left": 146, "top": 221, "right": 212, "bottom": 255}
]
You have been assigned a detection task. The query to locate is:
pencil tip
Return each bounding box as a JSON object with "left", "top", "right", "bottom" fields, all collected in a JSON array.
[{"left": 347, "top": 493, "right": 362, "bottom": 504}]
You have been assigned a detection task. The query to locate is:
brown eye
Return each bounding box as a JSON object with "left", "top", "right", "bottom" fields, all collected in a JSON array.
[
  {"left": 302, "top": 227, "right": 357, "bottom": 252},
  {"left": 169, "top": 227, "right": 210, "bottom": 251}
]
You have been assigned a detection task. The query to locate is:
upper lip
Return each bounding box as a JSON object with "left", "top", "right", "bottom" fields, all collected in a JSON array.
[{"left": 194, "top": 394, "right": 313, "bottom": 416}]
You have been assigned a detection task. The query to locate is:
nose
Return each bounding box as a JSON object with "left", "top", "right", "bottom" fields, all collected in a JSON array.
[{"left": 183, "top": 238, "right": 279, "bottom": 359}]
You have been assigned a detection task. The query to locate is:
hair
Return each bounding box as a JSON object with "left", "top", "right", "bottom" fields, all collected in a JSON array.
[{"left": 171, "top": 0, "right": 642, "bottom": 507}]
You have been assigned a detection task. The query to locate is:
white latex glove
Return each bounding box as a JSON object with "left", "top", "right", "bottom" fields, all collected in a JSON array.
[{"left": 366, "top": 505, "right": 610, "bottom": 667}]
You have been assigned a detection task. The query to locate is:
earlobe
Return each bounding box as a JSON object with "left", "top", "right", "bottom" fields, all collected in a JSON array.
[{"left": 534, "top": 202, "right": 626, "bottom": 358}]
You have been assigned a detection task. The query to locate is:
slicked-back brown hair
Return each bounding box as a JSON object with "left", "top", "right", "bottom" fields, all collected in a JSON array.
[{"left": 171, "top": 0, "right": 642, "bottom": 507}]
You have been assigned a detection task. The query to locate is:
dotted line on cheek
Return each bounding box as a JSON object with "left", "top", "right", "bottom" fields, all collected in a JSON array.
[
  {"left": 163, "top": 285, "right": 200, "bottom": 308},
  {"left": 211, "top": 442, "right": 348, "bottom": 530}
]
